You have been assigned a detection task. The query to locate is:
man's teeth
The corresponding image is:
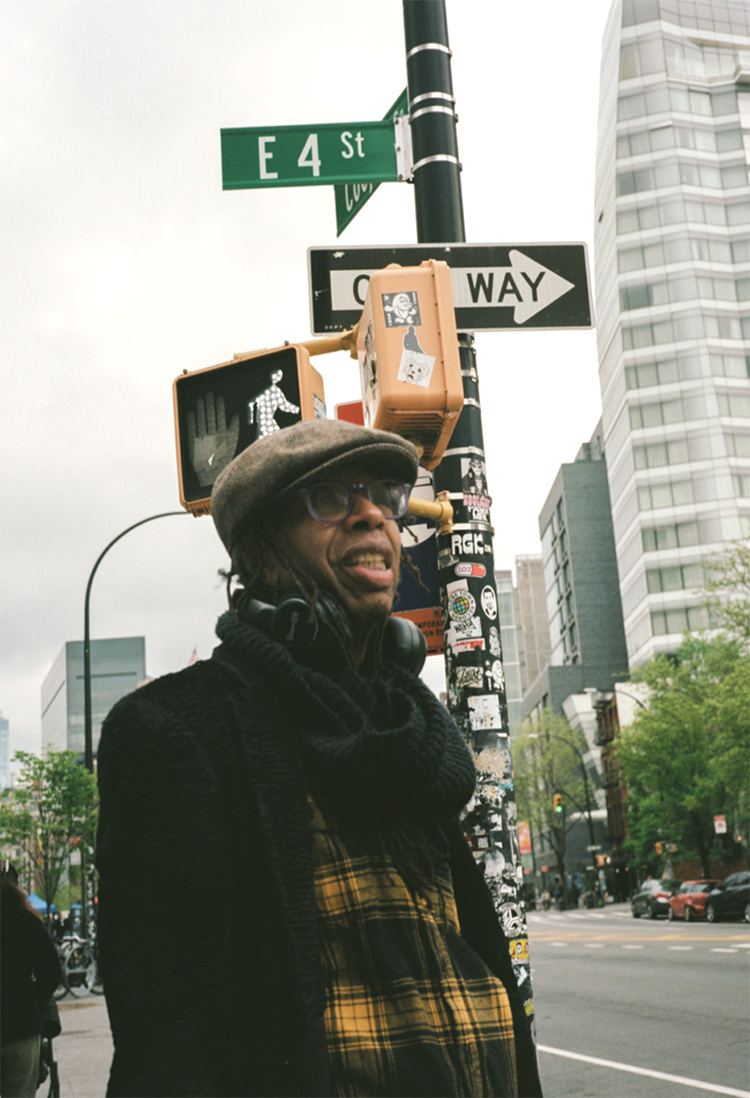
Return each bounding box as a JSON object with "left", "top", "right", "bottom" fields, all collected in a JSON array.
[{"left": 351, "top": 553, "right": 387, "bottom": 569}]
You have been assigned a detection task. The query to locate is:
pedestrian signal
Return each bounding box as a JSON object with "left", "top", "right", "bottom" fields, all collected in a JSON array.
[
  {"left": 356, "top": 259, "right": 462, "bottom": 469},
  {"left": 173, "top": 345, "right": 326, "bottom": 516},
  {"left": 553, "top": 793, "right": 563, "bottom": 814}
]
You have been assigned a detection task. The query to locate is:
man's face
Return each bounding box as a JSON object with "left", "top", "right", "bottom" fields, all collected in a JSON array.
[{"left": 253, "top": 462, "right": 404, "bottom": 659}]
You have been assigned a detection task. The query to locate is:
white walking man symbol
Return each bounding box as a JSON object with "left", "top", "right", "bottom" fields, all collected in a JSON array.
[{"left": 248, "top": 370, "right": 300, "bottom": 438}]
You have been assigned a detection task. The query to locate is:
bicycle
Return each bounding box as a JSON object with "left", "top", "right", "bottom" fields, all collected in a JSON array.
[{"left": 54, "top": 933, "right": 103, "bottom": 999}]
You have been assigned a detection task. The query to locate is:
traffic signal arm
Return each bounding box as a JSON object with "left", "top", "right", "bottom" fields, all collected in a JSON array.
[
  {"left": 406, "top": 491, "right": 453, "bottom": 534},
  {"left": 297, "top": 325, "right": 360, "bottom": 360}
]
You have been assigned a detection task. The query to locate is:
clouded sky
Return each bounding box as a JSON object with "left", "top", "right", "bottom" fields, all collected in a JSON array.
[{"left": 2, "top": 0, "right": 612, "bottom": 758}]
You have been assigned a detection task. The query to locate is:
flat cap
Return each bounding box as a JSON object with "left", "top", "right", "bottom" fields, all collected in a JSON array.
[{"left": 211, "top": 418, "right": 420, "bottom": 554}]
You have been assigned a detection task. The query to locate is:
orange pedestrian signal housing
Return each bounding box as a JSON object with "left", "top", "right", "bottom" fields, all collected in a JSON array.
[
  {"left": 173, "top": 344, "right": 326, "bottom": 516},
  {"left": 356, "top": 259, "right": 462, "bottom": 470}
]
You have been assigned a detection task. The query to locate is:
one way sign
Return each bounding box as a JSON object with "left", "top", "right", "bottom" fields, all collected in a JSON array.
[{"left": 308, "top": 243, "right": 594, "bottom": 334}]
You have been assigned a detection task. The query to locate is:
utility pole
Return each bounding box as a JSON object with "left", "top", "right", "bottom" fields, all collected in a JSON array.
[{"left": 403, "top": 0, "right": 533, "bottom": 1017}]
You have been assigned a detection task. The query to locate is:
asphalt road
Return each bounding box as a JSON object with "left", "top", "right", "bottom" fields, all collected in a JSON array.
[
  {"left": 50, "top": 902, "right": 749, "bottom": 1098},
  {"left": 528, "top": 902, "right": 750, "bottom": 1098}
]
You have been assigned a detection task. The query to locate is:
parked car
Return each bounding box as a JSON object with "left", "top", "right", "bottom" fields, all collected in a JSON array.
[
  {"left": 667, "top": 880, "right": 720, "bottom": 922},
  {"left": 631, "top": 877, "right": 681, "bottom": 919},
  {"left": 705, "top": 872, "right": 750, "bottom": 923}
]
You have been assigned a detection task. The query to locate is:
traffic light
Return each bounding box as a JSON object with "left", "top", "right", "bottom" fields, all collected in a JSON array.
[
  {"left": 173, "top": 345, "right": 326, "bottom": 516},
  {"left": 553, "top": 793, "right": 563, "bottom": 814},
  {"left": 654, "top": 842, "right": 663, "bottom": 855},
  {"left": 356, "top": 259, "right": 463, "bottom": 469}
]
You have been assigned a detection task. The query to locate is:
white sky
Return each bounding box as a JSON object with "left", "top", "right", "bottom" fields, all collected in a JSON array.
[{"left": 1, "top": 0, "right": 613, "bottom": 758}]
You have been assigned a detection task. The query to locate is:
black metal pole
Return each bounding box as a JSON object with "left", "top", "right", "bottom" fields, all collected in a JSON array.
[
  {"left": 538, "top": 731, "right": 597, "bottom": 862},
  {"left": 81, "top": 510, "right": 187, "bottom": 937},
  {"left": 403, "top": 0, "right": 533, "bottom": 1018},
  {"left": 83, "top": 511, "right": 187, "bottom": 773}
]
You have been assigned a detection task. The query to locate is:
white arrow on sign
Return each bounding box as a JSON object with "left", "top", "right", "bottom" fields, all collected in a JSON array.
[
  {"left": 329, "top": 249, "right": 576, "bottom": 325},
  {"left": 450, "top": 249, "right": 576, "bottom": 323}
]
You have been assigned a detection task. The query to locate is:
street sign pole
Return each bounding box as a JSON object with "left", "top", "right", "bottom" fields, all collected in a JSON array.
[{"left": 404, "top": 0, "right": 534, "bottom": 1018}]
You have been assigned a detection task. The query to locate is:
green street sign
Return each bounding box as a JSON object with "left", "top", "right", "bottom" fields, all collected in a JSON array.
[
  {"left": 334, "top": 89, "right": 409, "bottom": 236},
  {"left": 221, "top": 120, "right": 398, "bottom": 190}
]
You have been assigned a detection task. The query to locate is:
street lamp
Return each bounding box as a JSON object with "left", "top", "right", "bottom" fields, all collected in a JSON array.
[
  {"left": 83, "top": 511, "right": 186, "bottom": 772},
  {"left": 80, "top": 510, "right": 187, "bottom": 937},
  {"left": 528, "top": 732, "right": 597, "bottom": 853}
]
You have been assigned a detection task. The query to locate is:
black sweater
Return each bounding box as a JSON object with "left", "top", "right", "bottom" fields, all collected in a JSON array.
[
  {"left": 96, "top": 620, "right": 542, "bottom": 1098},
  {"left": 1, "top": 902, "right": 62, "bottom": 1042}
]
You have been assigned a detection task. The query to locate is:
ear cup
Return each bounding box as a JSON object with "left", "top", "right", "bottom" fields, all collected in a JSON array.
[
  {"left": 269, "top": 596, "right": 320, "bottom": 648},
  {"left": 383, "top": 616, "right": 427, "bottom": 676}
]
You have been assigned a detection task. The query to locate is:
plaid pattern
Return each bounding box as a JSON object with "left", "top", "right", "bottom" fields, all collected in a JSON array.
[{"left": 311, "top": 799, "right": 518, "bottom": 1097}]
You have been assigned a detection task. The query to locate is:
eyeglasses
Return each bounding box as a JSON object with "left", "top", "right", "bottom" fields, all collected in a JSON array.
[{"left": 297, "top": 479, "right": 411, "bottom": 525}]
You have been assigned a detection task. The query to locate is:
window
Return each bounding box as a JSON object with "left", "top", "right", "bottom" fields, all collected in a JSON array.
[
  {"left": 651, "top": 605, "right": 710, "bottom": 635},
  {"left": 630, "top": 399, "right": 685, "bottom": 428},
  {"left": 718, "top": 394, "right": 750, "bottom": 418},
  {"left": 638, "top": 480, "right": 693, "bottom": 510},
  {"left": 642, "top": 521, "right": 699, "bottom": 551},
  {"left": 705, "top": 315, "right": 743, "bottom": 340},
  {"left": 717, "top": 128, "right": 743, "bottom": 151},
  {"left": 722, "top": 164, "right": 748, "bottom": 189},
  {"left": 646, "top": 563, "right": 704, "bottom": 593},
  {"left": 709, "top": 354, "right": 749, "bottom": 379},
  {"left": 632, "top": 437, "right": 685, "bottom": 467},
  {"left": 725, "top": 433, "right": 750, "bottom": 458},
  {"left": 733, "top": 473, "right": 750, "bottom": 497},
  {"left": 625, "top": 357, "right": 697, "bottom": 389},
  {"left": 727, "top": 202, "right": 750, "bottom": 227}
]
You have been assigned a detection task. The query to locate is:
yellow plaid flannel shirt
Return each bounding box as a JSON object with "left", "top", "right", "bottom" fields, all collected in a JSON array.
[{"left": 311, "top": 798, "right": 518, "bottom": 1097}]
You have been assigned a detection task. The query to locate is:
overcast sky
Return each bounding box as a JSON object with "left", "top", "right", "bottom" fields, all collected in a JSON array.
[{"left": 1, "top": 0, "right": 613, "bottom": 759}]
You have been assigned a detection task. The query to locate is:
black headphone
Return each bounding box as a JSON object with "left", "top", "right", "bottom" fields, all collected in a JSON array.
[{"left": 242, "top": 594, "right": 427, "bottom": 675}]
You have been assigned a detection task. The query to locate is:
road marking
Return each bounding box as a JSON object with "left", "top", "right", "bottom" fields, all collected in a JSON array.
[
  {"left": 711, "top": 948, "right": 738, "bottom": 953},
  {"left": 585, "top": 943, "right": 604, "bottom": 949},
  {"left": 737, "top": 943, "right": 750, "bottom": 949},
  {"left": 537, "top": 1045, "right": 750, "bottom": 1097},
  {"left": 622, "top": 945, "right": 644, "bottom": 950},
  {"left": 668, "top": 946, "right": 694, "bottom": 951},
  {"left": 549, "top": 942, "right": 568, "bottom": 947}
]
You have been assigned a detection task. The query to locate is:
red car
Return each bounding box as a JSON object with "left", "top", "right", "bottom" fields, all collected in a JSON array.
[{"left": 668, "top": 879, "right": 720, "bottom": 922}]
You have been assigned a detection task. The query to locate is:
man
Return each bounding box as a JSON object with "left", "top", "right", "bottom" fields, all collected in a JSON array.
[{"left": 96, "top": 418, "right": 542, "bottom": 1098}]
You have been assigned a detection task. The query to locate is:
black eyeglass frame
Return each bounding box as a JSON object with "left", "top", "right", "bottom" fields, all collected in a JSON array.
[{"left": 296, "top": 479, "right": 412, "bottom": 525}]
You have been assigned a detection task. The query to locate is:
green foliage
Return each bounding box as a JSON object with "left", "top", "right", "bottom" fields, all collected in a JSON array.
[
  {"left": 702, "top": 540, "right": 750, "bottom": 646},
  {"left": 619, "top": 634, "right": 750, "bottom": 876},
  {"left": 0, "top": 749, "right": 98, "bottom": 917},
  {"left": 514, "top": 710, "right": 591, "bottom": 880}
]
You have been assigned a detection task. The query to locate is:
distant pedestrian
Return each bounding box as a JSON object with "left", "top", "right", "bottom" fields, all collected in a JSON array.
[{"left": 0, "top": 871, "right": 62, "bottom": 1097}]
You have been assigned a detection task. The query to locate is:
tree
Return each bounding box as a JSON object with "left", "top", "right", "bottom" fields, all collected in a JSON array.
[
  {"left": 513, "top": 710, "right": 590, "bottom": 891},
  {"left": 0, "top": 749, "right": 98, "bottom": 918},
  {"left": 702, "top": 540, "right": 750, "bottom": 646},
  {"left": 619, "top": 635, "right": 749, "bottom": 877}
]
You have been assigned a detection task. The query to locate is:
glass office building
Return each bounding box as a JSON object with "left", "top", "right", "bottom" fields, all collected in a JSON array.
[
  {"left": 594, "top": 0, "right": 750, "bottom": 665},
  {"left": 41, "top": 637, "right": 146, "bottom": 762}
]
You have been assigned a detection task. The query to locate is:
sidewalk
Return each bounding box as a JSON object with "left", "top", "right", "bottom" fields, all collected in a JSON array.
[{"left": 52, "top": 995, "right": 112, "bottom": 1097}]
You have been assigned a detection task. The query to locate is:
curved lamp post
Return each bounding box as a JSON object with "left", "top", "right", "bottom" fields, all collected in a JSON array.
[
  {"left": 83, "top": 511, "right": 187, "bottom": 773},
  {"left": 80, "top": 511, "right": 187, "bottom": 936},
  {"left": 529, "top": 731, "right": 596, "bottom": 852}
]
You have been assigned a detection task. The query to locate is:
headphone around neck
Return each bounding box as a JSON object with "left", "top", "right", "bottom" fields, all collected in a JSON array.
[{"left": 242, "top": 593, "right": 427, "bottom": 676}]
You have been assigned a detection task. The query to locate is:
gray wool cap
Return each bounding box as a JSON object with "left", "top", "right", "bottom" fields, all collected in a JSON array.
[{"left": 211, "top": 418, "right": 420, "bottom": 554}]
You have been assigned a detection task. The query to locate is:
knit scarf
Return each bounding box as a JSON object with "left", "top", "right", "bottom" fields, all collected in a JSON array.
[{"left": 214, "top": 610, "right": 476, "bottom": 825}]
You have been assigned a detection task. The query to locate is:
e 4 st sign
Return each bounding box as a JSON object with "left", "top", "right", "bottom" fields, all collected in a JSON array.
[
  {"left": 308, "top": 243, "right": 594, "bottom": 333},
  {"left": 221, "top": 121, "right": 399, "bottom": 190}
]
